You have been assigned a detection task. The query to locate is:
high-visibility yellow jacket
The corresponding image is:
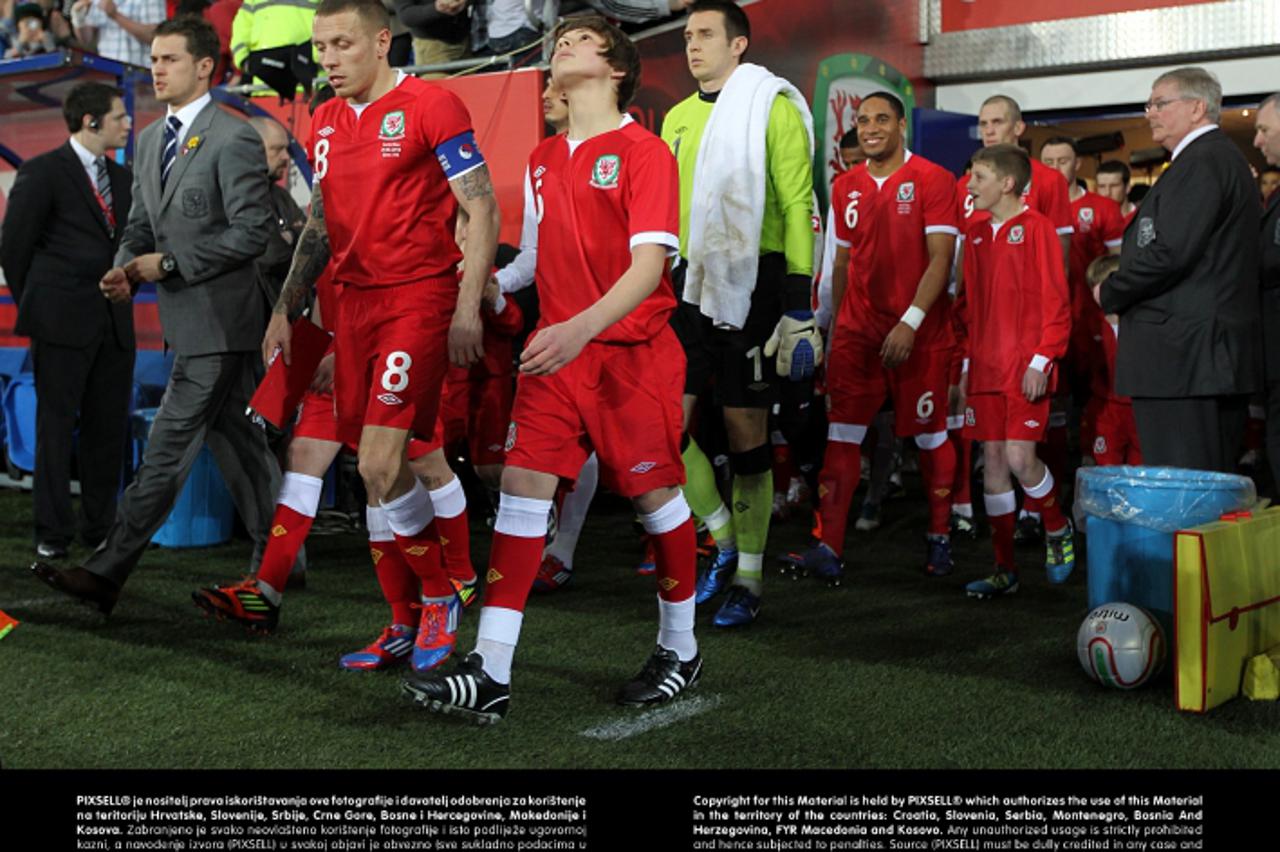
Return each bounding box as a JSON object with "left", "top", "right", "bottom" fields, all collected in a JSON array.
[{"left": 230, "top": 0, "right": 319, "bottom": 72}]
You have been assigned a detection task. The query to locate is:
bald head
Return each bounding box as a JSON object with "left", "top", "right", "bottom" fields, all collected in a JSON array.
[{"left": 249, "top": 116, "right": 291, "bottom": 181}]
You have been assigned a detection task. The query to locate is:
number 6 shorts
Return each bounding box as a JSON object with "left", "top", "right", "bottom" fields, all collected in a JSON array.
[
  {"left": 333, "top": 280, "right": 457, "bottom": 447},
  {"left": 824, "top": 334, "right": 952, "bottom": 437}
]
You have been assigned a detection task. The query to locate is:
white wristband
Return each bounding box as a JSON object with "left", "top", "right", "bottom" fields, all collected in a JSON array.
[
  {"left": 1029, "top": 354, "right": 1050, "bottom": 373},
  {"left": 962, "top": 358, "right": 970, "bottom": 373},
  {"left": 900, "top": 306, "right": 926, "bottom": 331},
  {"left": 492, "top": 293, "right": 507, "bottom": 315}
]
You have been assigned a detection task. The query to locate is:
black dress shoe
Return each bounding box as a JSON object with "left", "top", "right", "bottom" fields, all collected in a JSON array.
[
  {"left": 35, "top": 542, "right": 69, "bottom": 560},
  {"left": 31, "top": 563, "right": 120, "bottom": 615}
]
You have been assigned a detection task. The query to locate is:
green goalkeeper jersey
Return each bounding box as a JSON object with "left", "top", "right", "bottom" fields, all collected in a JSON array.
[{"left": 660, "top": 89, "right": 815, "bottom": 278}]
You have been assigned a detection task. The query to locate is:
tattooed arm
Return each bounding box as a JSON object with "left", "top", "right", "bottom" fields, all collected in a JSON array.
[
  {"left": 448, "top": 163, "right": 500, "bottom": 367},
  {"left": 263, "top": 184, "right": 330, "bottom": 367}
]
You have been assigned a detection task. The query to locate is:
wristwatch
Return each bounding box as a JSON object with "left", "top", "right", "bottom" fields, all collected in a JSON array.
[{"left": 160, "top": 252, "right": 178, "bottom": 275}]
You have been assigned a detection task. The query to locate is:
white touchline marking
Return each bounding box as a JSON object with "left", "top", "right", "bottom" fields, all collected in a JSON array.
[
  {"left": 3, "top": 597, "right": 63, "bottom": 609},
  {"left": 579, "top": 694, "right": 723, "bottom": 742}
]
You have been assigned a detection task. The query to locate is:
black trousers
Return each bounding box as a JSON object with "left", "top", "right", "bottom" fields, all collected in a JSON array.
[
  {"left": 31, "top": 333, "right": 135, "bottom": 547},
  {"left": 1131, "top": 395, "right": 1249, "bottom": 473}
]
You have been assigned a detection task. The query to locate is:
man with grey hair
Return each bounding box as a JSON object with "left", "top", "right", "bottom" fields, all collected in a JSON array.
[
  {"left": 1254, "top": 92, "right": 1280, "bottom": 491},
  {"left": 1096, "top": 67, "right": 1262, "bottom": 471}
]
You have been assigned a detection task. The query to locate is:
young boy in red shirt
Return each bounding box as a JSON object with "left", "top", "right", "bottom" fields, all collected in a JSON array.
[
  {"left": 402, "top": 16, "right": 698, "bottom": 723},
  {"left": 957, "top": 144, "right": 1075, "bottom": 598},
  {"left": 1086, "top": 254, "right": 1143, "bottom": 465}
]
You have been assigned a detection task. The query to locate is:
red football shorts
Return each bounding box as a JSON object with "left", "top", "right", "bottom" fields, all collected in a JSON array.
[
  {"left": 333, "top": 280, "right": 456, "bottom": 447},
  {"left": 440, "top": 367, "right": 513, "bottom": 467},
  {"left": 825, "top": 333, "right": 952, "bottom": 436},
  {"left": 1085, "top": 396, "right": 1142, "bottom": 465},
  {"left": 291, "top": 388, "right": 439, "bottom": 459},
  {"left": 504, "top": 327, "right": 686, "bottom": 498},
  {"left": 964, "top": 391, "right": 1050, "bottom": 442}
]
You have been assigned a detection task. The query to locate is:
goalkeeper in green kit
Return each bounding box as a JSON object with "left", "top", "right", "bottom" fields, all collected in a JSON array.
[{"left": 661, "top": 1, "right": 818, "bottom": 627}]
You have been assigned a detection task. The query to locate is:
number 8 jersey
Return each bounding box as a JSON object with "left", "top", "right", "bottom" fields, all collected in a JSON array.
[{"left": 308, "top": 72, "right": 485, "bottom": 289}]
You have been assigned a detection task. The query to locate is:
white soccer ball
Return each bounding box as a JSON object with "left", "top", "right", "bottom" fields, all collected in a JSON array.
[{"left": 1077, "top": 602, "right": 1166, "bottom": 689}]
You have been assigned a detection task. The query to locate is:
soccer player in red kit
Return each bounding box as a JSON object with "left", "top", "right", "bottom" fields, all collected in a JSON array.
[
  {"left": 1039, "top": 137, "right": 1123, "bottom": 453},
  {"left": 957, "top": 145, "right": 1075, "bottom": 599},
  {"left": 1085, "top": 255, "right": 1142, "bottom": 465},
  {"left": 948, "top": 95, "right": 1075, "bottom": 540},
  {"left": 1095, "top": 161, "right": 1138, "bottom": 228},
  {"left": 795, "top": 91, "right": 959, "bottom": 582},
  {"left": 262, "top": 0, "right": 499, "bottom": 673},
  {"left": 402, "top": 16, "right": 699, "bottom": 724}
]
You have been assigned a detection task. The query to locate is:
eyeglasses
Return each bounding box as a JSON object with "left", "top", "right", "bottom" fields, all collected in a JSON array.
[{"left": 1145, "top": 96, "right": 1194, "bottom": 113}]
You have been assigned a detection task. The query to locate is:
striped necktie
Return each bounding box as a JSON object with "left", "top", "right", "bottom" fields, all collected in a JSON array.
[
  {"left": 96, "top": 157, "right": 112, "bottom": 209},
  {"left": 161, "top": 115, "right": 182, "bottom": 189}
]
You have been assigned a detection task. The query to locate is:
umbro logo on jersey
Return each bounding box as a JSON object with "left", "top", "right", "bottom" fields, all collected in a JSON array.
[
  {"left": 1024, "top": 419, "right": 1041, "bottom": 428},
  {"left": 897, "top": 181, "right": 915, "bottom": 203},
  {"left": 590, "top": 154, "right": 621, "bottom": 189},
  {"left": 377, "top": 393, "right": 404, "bottom": 406},
  {"left": 379, "top": 110, "right": 406, "bottom": 140},
  {"left": 533, "top": 165, "right": 546, "bottom": 179},
  {"left": 1008, "top": 225, "right": 1025, "bottom": 245},
  {"left": 630, "top": 461, "right": 657, "bottom": 474},
  {"left": 317, "top": 126, "right": 335, "bottom": 138}
]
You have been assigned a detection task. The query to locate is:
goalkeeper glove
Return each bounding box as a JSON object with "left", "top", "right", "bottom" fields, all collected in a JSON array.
[{"left": 764, "top": 310, "right": 823, "bottom": 381}]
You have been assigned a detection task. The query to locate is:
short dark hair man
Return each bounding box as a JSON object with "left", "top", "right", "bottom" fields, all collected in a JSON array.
[
  {"left": 32, "top": 16, "right": 284, "bottom": 615},
  {"left": 662, "top": 0, "right": 817, "bottom": 628},
  {"left": 1, "top": 82, "right": 134, "bottom": 562}
]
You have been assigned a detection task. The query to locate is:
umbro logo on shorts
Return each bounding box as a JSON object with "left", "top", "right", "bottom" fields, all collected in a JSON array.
[
  {"left": 630, "top": 461, "right": 657, "bottom": 474},
  {"left": 377, "top": 393, "right": 404, "bottom": 406},
  {"left": 1024, "top": 419, "right": 1041, "bottom": 428}
]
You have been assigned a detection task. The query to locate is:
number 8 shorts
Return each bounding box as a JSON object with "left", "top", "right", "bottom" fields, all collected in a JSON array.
[
  {"left": 824, "top": 335, "right": 952, "bottom": 436},
  {"left": 333, "top": 280, "right": 457, "bottom": 447}
]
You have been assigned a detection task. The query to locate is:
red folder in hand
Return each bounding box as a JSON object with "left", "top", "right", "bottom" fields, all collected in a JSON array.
[{"left": 247, "top": 317, "right": 332, "bottom": 428}]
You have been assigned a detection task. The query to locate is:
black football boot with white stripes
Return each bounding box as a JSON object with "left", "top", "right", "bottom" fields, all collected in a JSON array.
[
  {"left": 401, "top": 652, "right": 510, "bottom": 724},
  {"left": 616, "top": 645, "right": 703, "bottom": 707}
]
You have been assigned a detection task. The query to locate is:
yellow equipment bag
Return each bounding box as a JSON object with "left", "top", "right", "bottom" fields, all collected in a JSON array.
[{"left": 1174, "top": 507, "right": 1280, "bottom": 713}]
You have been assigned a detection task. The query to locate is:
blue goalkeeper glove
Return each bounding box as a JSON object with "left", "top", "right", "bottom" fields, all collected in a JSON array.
[{"left": 763, "top": 310, "right": 823, "bottom": 381}]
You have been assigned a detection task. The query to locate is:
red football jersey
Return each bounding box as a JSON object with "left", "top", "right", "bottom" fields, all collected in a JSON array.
[
  {"left": 831, "top": 152, "right": 960, "bottom": 350},
  {"left": 1091, "top": 319, "right": 1130, "bottom": 404},
  {"left": 956, "top": 158, "right": 1074, "bottom": 237},
  {"left": 958, "top": 208, "right": 1071, "bottom": 395},
  {"left": 529, "top": 120, "right": 679, "bottom": 344},
  {"left": 1067, "top": 190, "right": 1125, "bottom": 335},
  {"left": 309, "top": 74, "right": 481, "bottom": 289}
]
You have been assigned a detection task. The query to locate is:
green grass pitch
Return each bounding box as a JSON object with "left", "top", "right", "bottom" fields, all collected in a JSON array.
[{"left": 2, "top": 482, "right": 1279, "bottom": 770}]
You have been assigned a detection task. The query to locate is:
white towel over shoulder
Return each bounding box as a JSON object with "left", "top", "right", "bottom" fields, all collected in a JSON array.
[{"left": 683, "top": 63, "right": 814, "bottom": 330}]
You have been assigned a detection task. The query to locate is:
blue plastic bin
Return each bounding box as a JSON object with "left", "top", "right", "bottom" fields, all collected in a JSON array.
[
  {"left": 1076, "top": 466, "right": 1255, "bottom": 630},
  {"left": 132, "top": 408, "right": 235, "bottom": 548}
]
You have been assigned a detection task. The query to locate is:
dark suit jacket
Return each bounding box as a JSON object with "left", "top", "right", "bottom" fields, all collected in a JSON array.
[
  {"left": 1101, "top": 128, "right": 1262, "bottom": 398},
  {"left": 0, "top": 142, "right": 134, "bottom": 349},
  {"left": 1262, "top": 191, "right": 1280, "bottom": 383},
  {"left": 116, "top": 100, "right": 272, "bottom": 357},
  {"left": 257, "top": 182, "right": 305, "bottom": 312}
]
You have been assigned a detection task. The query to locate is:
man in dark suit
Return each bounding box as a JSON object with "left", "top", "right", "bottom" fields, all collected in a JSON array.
[
  {"left": 1255, "top": 92, "right": 1280, "bottom": 491},
  {"left": 1, "top": 82, "right": 135, "bottom": 560},
  {"left": 247, "top": 115, "right": 305, "bottom": 315},
  {"left": 1098, "top": 67, "right": 1262, "bottom": 472},
  {"left": 32, "top": 16, "right": 283, "bottom": 615}
]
